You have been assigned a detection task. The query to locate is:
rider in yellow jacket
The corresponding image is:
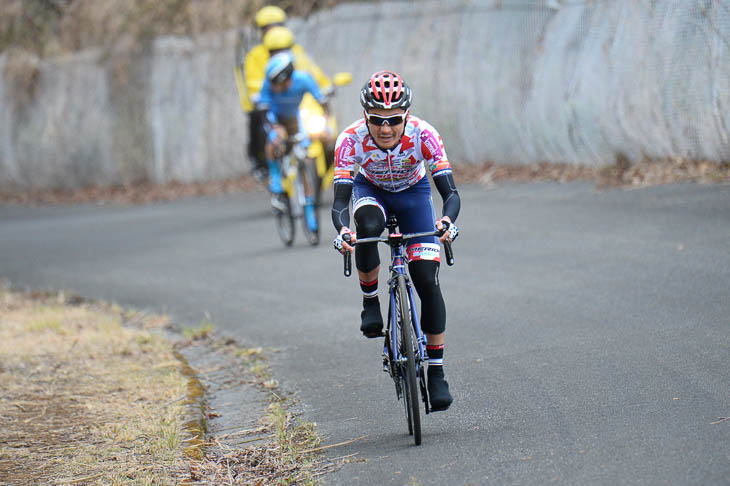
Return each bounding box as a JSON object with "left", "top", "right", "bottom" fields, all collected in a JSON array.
[{"left": 234, "top": 6, "right": 332, "bottom": 179}]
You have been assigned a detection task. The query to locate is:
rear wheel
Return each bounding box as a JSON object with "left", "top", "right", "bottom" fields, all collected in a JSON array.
[{"left": 396, "top": 275, "right": 421, "bottom": 445}]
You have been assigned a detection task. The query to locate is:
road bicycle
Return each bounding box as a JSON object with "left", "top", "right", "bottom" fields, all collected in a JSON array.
[
  {"left": 274, "top": 132, "right": 320, "bottom": 247},
  {"left": 342, "top": 215, "right": 454, "bottom": 445}
]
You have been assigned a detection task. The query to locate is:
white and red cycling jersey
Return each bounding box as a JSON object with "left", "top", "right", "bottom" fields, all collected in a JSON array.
[{"left": 333, "top": 115, "right": 453, "bottom": 192}]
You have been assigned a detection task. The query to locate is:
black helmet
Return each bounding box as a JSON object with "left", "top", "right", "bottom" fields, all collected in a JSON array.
[{"left": 360, "top": 70, "right": 412, "bottom": 110}]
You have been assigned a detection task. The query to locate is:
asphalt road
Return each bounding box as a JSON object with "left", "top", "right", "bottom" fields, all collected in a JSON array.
[{"left": 1, "top": 182, "right": 728, "bottom": 485}]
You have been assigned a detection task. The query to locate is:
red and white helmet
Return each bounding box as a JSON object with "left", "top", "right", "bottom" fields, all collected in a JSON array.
[{"left": 360, "top": 70, "right": 412, "bottom": 110}]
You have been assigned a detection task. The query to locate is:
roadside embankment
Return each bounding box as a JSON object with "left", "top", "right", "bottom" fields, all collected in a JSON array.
[
  {"left": 0, "top": 287, "right": 341, "bottom": 485},
  {"left": 0, "top": 158, "right": 727, "bottom": 206},
  {"left": 0, "top": 288, "right": 192, "bottom": 484}
]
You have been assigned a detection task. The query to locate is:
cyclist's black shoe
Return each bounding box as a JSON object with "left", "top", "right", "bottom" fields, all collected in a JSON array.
[
  {"left": 360, "top": 299, "right": 384, "bottom": 338},
  {"left": 427, "top": 367, "right": 453, "bottom": 411}
]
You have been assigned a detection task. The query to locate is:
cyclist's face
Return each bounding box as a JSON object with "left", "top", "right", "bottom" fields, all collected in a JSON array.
[
  {"left": 271, "top": 78, "right": 292, "bottom": 93},
  {"left": 365, "top": 108, "right": 407, "bottom": 150}
]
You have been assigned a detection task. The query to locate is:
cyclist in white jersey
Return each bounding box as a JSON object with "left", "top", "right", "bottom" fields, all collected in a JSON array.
[{"left": 332, "top": 71, "right": 461, "bottom": 411}]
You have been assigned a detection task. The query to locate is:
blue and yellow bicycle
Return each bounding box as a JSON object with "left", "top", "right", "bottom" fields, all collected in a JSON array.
[{"left": 274, "top": 132, "right": 319, "bottom": 247}]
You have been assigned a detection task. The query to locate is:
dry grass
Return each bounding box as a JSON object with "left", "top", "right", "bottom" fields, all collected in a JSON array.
[
  {"left": 0, "top": 0, "right": 266, "bottom": 57},
  {"left": 182, "top": 317, "right": 215, "bottom": 341},
  {"left": 188, "top": 399, "right": 341, "bottom": 486},
  {"left": 597, "top": 157, "right": 730, "bottom": 188},
  {"left": 0, "top": 157, "right": 727, "bottom": 207},
  {"left": 454, "top": 158, "right": 730, "bottom": 188},
  {"left": 0, "top": 285, "right": 346, "bottom": 484},
  {"left": 454, "top": 161, "right": 596, "bottom": 185},
  {"left": 0, "top": 289, "right": 191, "bottom": 485},
  {"left": 0, "top": 175, "right": 263, "bottom": 206},
  {"left": 183, "top": 338, "right": 345, "bottom": 485},
  {"left": 0, "top": 0, "right": 348, "bottom": 57},
  {"left": 1, "top": 158, "right": 727, "bottom": 207}
]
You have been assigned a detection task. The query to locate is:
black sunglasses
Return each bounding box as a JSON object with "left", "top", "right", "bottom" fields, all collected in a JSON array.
[{"left": 365, "top": 112, "right": 407, "bottom": 126}]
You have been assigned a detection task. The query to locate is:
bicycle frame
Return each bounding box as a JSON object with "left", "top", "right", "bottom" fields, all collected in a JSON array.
[
  {"left": 280, "top": 133, "right": 310, "bottom": 207},
  {"left": 382, "top": 231, "right": 428, "bottom": 405},
  {"left": 274, "top": 132, "right": 320, "bottom": 246}
]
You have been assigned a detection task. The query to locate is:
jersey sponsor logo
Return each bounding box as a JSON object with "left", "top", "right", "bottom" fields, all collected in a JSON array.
[
  {"left": 334, "top": 137, "right": 357, "bottom": 177},
  {"left": 420, "top": 131, "right": 444, "bottom": 161},
  {"left": 430, "top": 159, "right": 451, "bottom": 174},
  {"left": 334, "top": 168, "right": 353, "bottom": 182},
  {"left": 407, "top": 243, "right": 441, "bottom": 262}
]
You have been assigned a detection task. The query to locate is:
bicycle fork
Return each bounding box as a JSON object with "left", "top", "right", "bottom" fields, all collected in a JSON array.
[
  {"left": 407, "top": 282, "right": 430, "bottom": 414},
  {"left": 382, "top": 273, "right": 430, "bottom": 412}
]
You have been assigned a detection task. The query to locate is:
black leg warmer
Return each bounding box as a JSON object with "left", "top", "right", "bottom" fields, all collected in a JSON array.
[
  {"left": 408, "top": 260, "right": 446, "bottom": 335},
  {"left": 354, "top": 205, "right": 385, "bottom": 273}
]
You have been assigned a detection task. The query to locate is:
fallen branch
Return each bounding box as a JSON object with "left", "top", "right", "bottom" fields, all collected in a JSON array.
[{"left": 300, "top": 435, "right": 367, "bottom": 454}]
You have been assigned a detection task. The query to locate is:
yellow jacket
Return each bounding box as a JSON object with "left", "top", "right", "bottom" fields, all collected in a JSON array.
[{"left": 234, "top": 43, "right": 332, "bottom": 113}]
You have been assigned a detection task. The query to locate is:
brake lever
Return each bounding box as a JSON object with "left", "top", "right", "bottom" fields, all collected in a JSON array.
[
  {"left": 439, "top": 221, "right": 455, "bottom": 266},
  {"left": 343, "top": 234, "right": 352, "bottom": 277}
]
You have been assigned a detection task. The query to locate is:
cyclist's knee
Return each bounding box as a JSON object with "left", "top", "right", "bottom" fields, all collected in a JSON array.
[
  {"left": 265, "top": 141, "right": 279, "bottom": 160},
  {"left": 354, "top": 204, "right": 385, "bottom": 237},
  {"left": 355, "top": 245, "right": 380, "bottom": 273},
  {"left": 354, "top": 205, "right": 385, "bottom": 273}
]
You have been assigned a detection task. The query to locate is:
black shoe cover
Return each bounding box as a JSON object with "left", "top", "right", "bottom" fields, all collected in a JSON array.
[
  {"left": 427, "top": 367, "right": 453, "bottom": 411},
  {"left": 360, "top": 300, "right": 384, "bottom": 338}
]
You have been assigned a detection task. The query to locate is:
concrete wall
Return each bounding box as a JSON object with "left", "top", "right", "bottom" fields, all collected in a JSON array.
[
  {"left": 1, "top": 32, "right": 246, "bottom": 190},
  {"left": 1, "top": 0, "right": 728, "bottom": 190}
]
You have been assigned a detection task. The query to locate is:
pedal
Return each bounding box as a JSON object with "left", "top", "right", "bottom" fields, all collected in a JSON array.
[{"left": 270, "top": 194, "right": 287, "bottom": 213}]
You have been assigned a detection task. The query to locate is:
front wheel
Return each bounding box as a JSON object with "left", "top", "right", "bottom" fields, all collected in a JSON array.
[
  {"left": 396, "top": 274, "right": 421, "bottom": 445},
  {"left": 274, "top": 195, "right": 295, "bottom": 247}
]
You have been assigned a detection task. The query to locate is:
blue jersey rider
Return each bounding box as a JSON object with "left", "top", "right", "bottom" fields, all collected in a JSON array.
[{"left": 258, "top": 52, "right": 329, "bottom": 232}]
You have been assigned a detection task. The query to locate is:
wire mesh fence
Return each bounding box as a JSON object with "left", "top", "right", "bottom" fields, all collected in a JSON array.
[
  {"left": 1, "top": 0, "right": 728, "bottom": 189},
  {"left": 296, "top": 0, "right": 729, "bottom": 166}
]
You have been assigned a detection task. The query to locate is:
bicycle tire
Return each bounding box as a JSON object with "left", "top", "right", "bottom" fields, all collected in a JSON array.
[
  {"left": 298, "top": 159, "right": 320, "bottom": 246},
  {"left": 275, "top": 195, "right": 295, "bottom": 247},
  {"left": 396, "top": 274, "right": 421, "bottom": 445}
]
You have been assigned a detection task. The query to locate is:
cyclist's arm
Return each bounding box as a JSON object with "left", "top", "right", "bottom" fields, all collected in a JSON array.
[
  {"left": 331, "top": 183, "right": 352, "bottom": 232},
  {"left": 331, "top": 131, "right": 357, "bottom": 232},
  {"left": 433, "top": 173, "right": 461, "bottom": 223},
  {"left": 263, "top": 112, "right": 281, "bottom": 143},
  {"left": 257, "top": 82, "right": 281, "bottom": 141},
  {"left": 300, "top": 71, "right": 329, "bottom": 113},
  {"left": 417, "top": 122, "right": 460, "bottom": 223}
]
